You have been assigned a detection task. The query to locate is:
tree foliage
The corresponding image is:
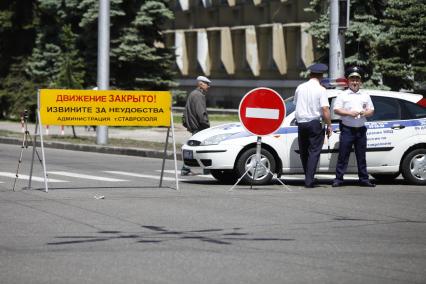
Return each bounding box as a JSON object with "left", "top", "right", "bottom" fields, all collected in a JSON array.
[
  {"left": 0, "top": 0, "right": 176, "bottom": 120},
  {"left": 306, "top": 0, "right": 386, "bottom": 88},
  {"left": 376, "top": 0, "right": 426, "bottom": 92},
  {"left": 306, "top": 0, "right": 425, "bottom": 92},
  {"left": 0, "top": 0, "right": 37, "bottom": 119}
]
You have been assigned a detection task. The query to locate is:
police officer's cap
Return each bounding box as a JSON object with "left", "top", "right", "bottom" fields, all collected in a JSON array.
[
  {"left": 196, "top": 75, "right": 211, "bottom": 84},
  {"left": 307, "top": 63, "right": 328, "bottom": 74},
  {"left": 346, "top": 66, "right": 363, "bottom": 79}
]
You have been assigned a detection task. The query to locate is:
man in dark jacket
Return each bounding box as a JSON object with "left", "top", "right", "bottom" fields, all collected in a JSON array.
[
  {"left": 181, "top": 75, "right": 211, "bottom": 176},
  {"left": 182, "top": 76, "right": 211, "bottom": 133}
]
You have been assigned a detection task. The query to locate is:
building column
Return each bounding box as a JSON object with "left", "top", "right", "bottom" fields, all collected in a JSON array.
[
  {"left": 300, "top": 23, "right": 314, "bottom": 68},
  {"left": 178, "top": 0, "right": 189, "bottom": 11},
  {"left": 221, "top": 27, "right": 235, "bottom": 75},
  {"left": 245, "top": 26, "right": 260, "bottom": 77},
  {"left": 197, "top": 29, "right": 211, "bottom": 76},
  {"left": 175, "top": 30, "right": 189, "bottom": 75},
  {"left": 273, "top": 24, "right": 288, "bottom": 75}
]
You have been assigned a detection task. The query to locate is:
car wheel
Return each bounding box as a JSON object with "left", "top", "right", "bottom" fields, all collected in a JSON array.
[
  {"left": 235, "top": 148, "right": 276, "bottom": 185},
  {"left": 401, "top": 148, "right": 426, "bottom": 185},
  {"left": 371, "top": 172, "right": 400, "bottom": 182},
  {"left": 210, "top": 169, "right": 237, "bottom": 184}
]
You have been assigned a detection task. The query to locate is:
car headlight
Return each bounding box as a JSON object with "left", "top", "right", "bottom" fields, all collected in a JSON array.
[{"left": 200, "top": 133, "right": 237, "bottom": 145}]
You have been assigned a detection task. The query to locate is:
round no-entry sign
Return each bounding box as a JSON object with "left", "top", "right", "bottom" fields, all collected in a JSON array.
[{"left": 239, "top": 87, "right": 286, "bottom": 136}]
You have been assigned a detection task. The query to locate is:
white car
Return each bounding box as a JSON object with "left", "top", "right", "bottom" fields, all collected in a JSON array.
[{"left": 182, "top": 89, "right": 426, "bottom": 185}]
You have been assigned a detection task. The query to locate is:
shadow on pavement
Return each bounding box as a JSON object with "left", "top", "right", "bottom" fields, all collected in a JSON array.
[{"left": 47, "top": 225, "right": 295, "bottom": 246}]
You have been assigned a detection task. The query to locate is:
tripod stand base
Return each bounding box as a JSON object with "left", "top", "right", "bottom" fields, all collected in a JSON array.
[
  {"left": 12, "top": 109, "right": 48, "bottom": 192},
  {"left": 229, "top": 161, "right": 291, "bottom": 191},
  {"left": 228, "top": 136, "right": 290, "bottom": 191}
]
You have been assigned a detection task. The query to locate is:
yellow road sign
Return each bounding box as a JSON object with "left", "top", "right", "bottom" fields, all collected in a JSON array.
[{"left": 39, "top": 89, "right": 171, "bottom": 127}]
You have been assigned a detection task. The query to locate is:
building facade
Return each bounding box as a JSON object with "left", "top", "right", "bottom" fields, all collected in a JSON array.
[{"left": 163, "top": 0, "right": 318, "bottom": 108}]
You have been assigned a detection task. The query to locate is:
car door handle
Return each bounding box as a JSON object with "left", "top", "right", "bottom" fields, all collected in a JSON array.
[{"left": 391, "top": 125, "right": 405, "bottom": 130}]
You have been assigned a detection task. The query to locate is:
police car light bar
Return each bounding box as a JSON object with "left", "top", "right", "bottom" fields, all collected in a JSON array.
[
  {"left": 320, "top": 77, "right": 348, "bottom": 89},
  {"left": 417, "top": 97, "right": 426, "bottom": 108}
]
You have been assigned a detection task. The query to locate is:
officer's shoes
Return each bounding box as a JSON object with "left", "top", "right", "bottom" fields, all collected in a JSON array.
[
  {"left": 332, "top": 180, "right": 343, "bottom": 187},
  {"left": 181, "top": 170, "right": 195, "bottom": 176},
  {"left": 359, "top": 181, "right": 376, "bottom": 187}
]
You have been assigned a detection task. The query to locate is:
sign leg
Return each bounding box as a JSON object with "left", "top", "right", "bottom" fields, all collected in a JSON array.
[
  {"left": 229, "top": 163, "right": 256, "bottom": 191},
  {"left": 159, "top": 127, "right": 170, "bottom": 188},
  {"left": 37, "top": 110, "right": 49, "bottom": 192},
  {"left": 250, "top": 136, "right": 262, "bottom": 189},
  {"left": 170, "top": 111, "right": 179, "bottom": 190},
  {"left": 257, "top": 160, "right": 291, "bottom": 191}
]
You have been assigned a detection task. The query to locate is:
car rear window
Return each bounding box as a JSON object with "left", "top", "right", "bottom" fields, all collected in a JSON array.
[
  {"left": 400, "top": 100, "right": 426, "bottom": 119},
  {"left": 368, "top": 96, "right": 401, "bottom": 121},
  {"left": 285, "top": 97, "right": 295, "bottom": 117}
]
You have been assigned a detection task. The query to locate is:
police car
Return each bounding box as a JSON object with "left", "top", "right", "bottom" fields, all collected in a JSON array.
[{"left": 182, "top": 89, "right": 426, "bottom": 185}]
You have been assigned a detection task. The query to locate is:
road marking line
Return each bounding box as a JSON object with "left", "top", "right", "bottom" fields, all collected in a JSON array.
[
  {"left": 279, "top": 174, "right": 358, "bottom": 180},
  {"left": 104, "top": 171, "right": 179, "bottom": 181},
  {"left": 48, "top": 171, "right": 127, "bottom": 182},
  {"left": 0, "top": 172, "right": 67, "bottom": 183},
  {"left": 156, "top": 170, "right": 214, "bottom": 179},
  {"left": 246, "top": 107, "right": 279, "bottom": 119},
  {"left": 314, "top": 174, "right": 358, "bottom": 180}
]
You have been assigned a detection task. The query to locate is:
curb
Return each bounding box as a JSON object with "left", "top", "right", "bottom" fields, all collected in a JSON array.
[{"left": 0, "top": 136, "right": 182, "bottom": 161}]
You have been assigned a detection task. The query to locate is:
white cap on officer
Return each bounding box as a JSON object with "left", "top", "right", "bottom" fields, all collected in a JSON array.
[
  {"left": 346, "top": 66, "right": 363, "bottom": 79},
  {"left": 348, "top": 71, "right": 362, "bottom": 78},
  {"left": 196, "top": 75, "right": 211, "bottom": 84}
]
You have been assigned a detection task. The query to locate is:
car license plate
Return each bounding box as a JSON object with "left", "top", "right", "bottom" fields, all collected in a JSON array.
[{"left": 183, "top": 150, "right": 193, "bottom": 159}]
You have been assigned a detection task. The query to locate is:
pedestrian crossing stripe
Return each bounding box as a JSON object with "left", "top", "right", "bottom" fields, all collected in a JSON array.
[
  {"left": 48, "top": 171, "right": 128, "bottom": 182},
  {"left": 1, "top": 170, "right": 357, "bottom": 184},
  {"left": 0, "top": 172, "right": 67, "bottom": 183}
]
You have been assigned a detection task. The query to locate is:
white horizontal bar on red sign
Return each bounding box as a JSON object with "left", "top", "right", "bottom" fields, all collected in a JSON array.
[{"left": 246, "top": 107, "right": 279, "bottom": 119}]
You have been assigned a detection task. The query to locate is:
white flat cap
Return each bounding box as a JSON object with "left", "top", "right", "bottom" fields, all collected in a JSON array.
[{"left": 196, "top": 75, "right": 211, "bottom": 84}]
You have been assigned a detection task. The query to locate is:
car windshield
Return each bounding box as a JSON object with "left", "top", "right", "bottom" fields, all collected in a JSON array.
[{"left": 284, "top": 97, "right": 295, "bottom": 116}]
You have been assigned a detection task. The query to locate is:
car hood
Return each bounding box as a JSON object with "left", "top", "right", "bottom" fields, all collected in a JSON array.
[{"left": 189, "top": 123, "right": 245, "bottom": 141}]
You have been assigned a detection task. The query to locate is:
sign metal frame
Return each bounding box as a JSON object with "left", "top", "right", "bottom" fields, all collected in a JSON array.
[{"left": 18, "top": 89, "right": 179, "bottom": 193}]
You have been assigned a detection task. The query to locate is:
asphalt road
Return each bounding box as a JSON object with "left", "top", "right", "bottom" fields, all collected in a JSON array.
[{"left": 0, "top": 143, "right": 425, "bottom": 284}]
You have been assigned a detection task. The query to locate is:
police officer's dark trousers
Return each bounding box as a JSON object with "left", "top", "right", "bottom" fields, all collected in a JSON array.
[
  {"left": 335, "top": 124, "right": 369, "bottom": 182},
  {"left": 297, "top": 120, "right": 324, "bottom": 187}
]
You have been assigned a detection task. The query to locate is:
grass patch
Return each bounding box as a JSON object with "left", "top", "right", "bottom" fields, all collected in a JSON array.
[
  {"left": 111, "top": 114, "right": 238, "bottom": 130},
  {"left": 173, "top": 114, "right": 238, "bottom": 124}
]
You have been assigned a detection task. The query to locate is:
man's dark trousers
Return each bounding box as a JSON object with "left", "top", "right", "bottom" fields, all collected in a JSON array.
[
  {"left": 297, "top": 120, "right": 324, "bottom": 187},
  {"left": 335, "top": 125, "right": 369, "bottom": 182},
  {"left": 181, "top": 130, "right": 199, "bottom": 174}
]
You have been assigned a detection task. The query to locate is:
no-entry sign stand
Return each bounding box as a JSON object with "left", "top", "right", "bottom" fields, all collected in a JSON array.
[{"left": 230, "top": 87, "right": 290, "bottom": 191}]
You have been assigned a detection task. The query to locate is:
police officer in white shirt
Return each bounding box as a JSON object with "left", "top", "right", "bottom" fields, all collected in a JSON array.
[
  {"left": 332, "top": 67, "right": 375, "bottom": 187},
  {"left": 294, "top": 63, "right": 332, "bottom": 188}
]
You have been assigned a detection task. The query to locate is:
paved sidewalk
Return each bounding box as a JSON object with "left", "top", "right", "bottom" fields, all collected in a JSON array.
[{"left": 0, "top": 120, "right": 193, "bottom": 144}]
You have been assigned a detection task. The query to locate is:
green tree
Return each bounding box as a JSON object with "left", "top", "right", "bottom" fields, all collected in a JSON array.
[
  {"left": 305, "top": 0, "right": 386, "bottom": 87},
  {"left": 0, "top": 0, "right": 37, "bottom": 78},
  {"left": 112, "top": 1, "right": 176, "bottom": 90},
  {"left": 27, "top": 0, "right": 176, "bottom": 90},
  {"left": 376, "top": 0, "right": 426, "bottom": 92},
  {"left": 26, "top": 34, "right": 63, "bottom": 86},
  {"left": 53, "top": 25, "right": 86, "bottom": 89},
  {"left": 1, "top": 0, "right": 178, "bottom": 120},
  {"left": 0, "top": 0, "right": 37, "bottom": 119},
  {"left": 0, "top": 58, "right": 38, "bottom": 120}
]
